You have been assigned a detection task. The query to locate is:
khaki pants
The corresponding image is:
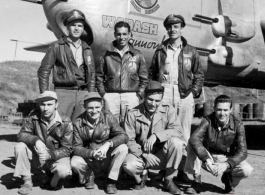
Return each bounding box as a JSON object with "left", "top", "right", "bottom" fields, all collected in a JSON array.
[
  {"left": 71, "top": 144, "right": 128, "bottom": 183},
  {"left": 184, "top": 144, "right": 254, "bottom": 187},
  {"left": 13, "top": 142, "right": 71, "bottom": 180},
  {"left": 103, "top": 92, "right": 139, "bottom": 123},
  {"left": 123, "top": 137, "right": 184, "bottom": 183}
]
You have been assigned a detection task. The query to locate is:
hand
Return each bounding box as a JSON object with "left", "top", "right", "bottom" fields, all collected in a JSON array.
[
  {"left": 142, "top": 153, "right": 160, "bottom": 167},
  {"left": 35, "top": 140, "right": 46, "bottom": 153},
  {"left": 205, "top": 159, "right": 218, "bottom": 176},
  {"left": 213, "top": 162, "right": 229, "bottom": 176},
  {"left": 144, "top": 134, "right": 157, "bottom": 153},
  {"left": 39, "top": 151, "right": 51, "bottom": 161},
  {"left": 93, "top": 142, "right": 111, "bottom": 160}
]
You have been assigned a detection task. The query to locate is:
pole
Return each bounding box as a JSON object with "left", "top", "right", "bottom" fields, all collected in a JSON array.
[{"left": 10, "top": 39, "right": 18, "bottom": 61}]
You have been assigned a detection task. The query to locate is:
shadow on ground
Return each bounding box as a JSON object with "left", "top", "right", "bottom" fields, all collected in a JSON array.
[{"left": 0, "top": 134, "right": 17, "bottom": 142}]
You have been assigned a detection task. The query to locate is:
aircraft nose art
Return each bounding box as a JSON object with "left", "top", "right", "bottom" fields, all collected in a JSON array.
[{"left": 55, "top": 10, "right": 94, "bottom": 46}]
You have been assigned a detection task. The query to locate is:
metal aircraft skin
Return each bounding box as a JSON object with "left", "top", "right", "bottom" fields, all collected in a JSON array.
[{"left": 25, "top": 0, "right": 265, "bottom": 90}]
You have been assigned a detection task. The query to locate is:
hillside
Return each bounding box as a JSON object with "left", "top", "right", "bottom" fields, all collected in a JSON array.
[{"left": 0, "top": 61, "right": 265, "bottom": 111}]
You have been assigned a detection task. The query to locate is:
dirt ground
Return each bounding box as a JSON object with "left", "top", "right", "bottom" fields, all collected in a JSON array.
[{"left": 0, "top": 121, "right": 264, "bottom": 195}]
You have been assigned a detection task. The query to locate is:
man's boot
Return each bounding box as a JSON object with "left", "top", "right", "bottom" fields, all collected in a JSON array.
[
  {"left": 84, "top": 170, "right": 95, "bottom": 189},
  {"left": 163, "top": 178, "right": 181, "bottom": 195},
  {"left": 134, "top": 169, "right": 148, "bottom": 190},
  {"left": 106, "top": 178, "right": 117, "bottom": 194},
  {"left": 221, "top": 173, "right": 235, "bottom": 194},
  {"left": 185, "top": 175, "right": 202, "bottom": 194}
]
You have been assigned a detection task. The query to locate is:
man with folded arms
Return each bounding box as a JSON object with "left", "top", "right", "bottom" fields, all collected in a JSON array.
[
  {"left": 71, "top": 92, "right": 128, "bottom": 194},
  {"left": 123, "top": 81, "right": 184, "bottom": 195},
  {"left": 13, "top": 91, "right": 73, "bottom": 195},
  {"left": 184, "top": 95, "right": 253, "bottom": 194}
]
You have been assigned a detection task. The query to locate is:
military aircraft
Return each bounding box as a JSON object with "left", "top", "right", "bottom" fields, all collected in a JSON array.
[{"left": 24, "top": 0, "right": 265, "bottom": 90}]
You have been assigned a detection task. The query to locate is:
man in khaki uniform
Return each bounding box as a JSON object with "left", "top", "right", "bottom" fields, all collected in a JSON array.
[{"left": 123, "top": 81, "right": 184, "bottom": 195}]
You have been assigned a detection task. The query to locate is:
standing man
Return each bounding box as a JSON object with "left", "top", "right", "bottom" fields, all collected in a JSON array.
[
  {"left": 184, "top": 95, "right": 253, "bottom": 194},
  {"left": 71, "top": 92, "right": 128, "bottom": 194},
  {"left": 96, "top": 21, "right": 148, "bottom": 123},
  {"left": 38, "top": 9, "right": 95, "bottom": 121},
  {"left": 123, "top": 81, "right": 184, "bottom": 195},
  {"left": 13, "top": 91, "right": 73, "bottom": 195},
  {"left": 149, "top": 14, "right": 204, "bottom": 144}
]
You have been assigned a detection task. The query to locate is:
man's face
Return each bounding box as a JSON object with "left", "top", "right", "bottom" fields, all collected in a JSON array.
[
  {"left": 114, "top": 27, "right": 131, "bottom": 48},
  {"left": 144, "top": 93, "right": 163, "bottom": 114},
  {"left": 67, "top": 20, "right": 84, "bottom": 39},
  {"left": 39, "top": 100, "right": 58, "bottom": 119},
  {"left": 166, "top": 23, "right": 182, "bottom": 40},
  {"left": 214, "top": 102, "right": 232, "bottom": 125},
  {"left": 85, "top": 100, "right": 102, "bottom": 121}
]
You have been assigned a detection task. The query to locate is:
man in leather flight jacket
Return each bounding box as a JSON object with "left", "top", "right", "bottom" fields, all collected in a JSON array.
[
  {"left": 38, "top": 9, "right": 95, "bottom": 121},
  {"left": 71, "top": 92, "right": 128, "bottom": 194},
  {"left": 13, "top": 91, "right": 73, "bottom": 195},
  {"left": 184, "top": 95, "right": 253, "bottom": 194},
  {"left": 148, "top": 14, "right": 204, "bottom": 145},
  {"left": 96, "top": 21, "right": 148, "bottom": 123}
]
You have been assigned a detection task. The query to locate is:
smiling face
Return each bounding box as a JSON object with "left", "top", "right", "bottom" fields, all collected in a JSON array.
[
  {"left": 144, "top": 93, "right": 163, "bottom": 114},
  {"left": 166, "top": 23, "right": 182, "bottom": 40},
  {"left": 67, "top": 19, "right": 84, "bottom": 41},
  {"left": 39, "top": 100, "right": 58, "bottom": 120},
  {"left": 214, "top": 102, "right": 232, "bottom": 126},
  {"left": 85, "top": 100, "right": 102, "bottom": 123},
  {"left": 114, "top": 27, "right": 131, "bottom": 49}
]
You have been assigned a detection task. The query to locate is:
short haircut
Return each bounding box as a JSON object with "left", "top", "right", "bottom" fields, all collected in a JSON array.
[
  {"left": 114, "top": 21, "right": 131, "bottom": 32},
  {"left": 214, "top": 95, "right": 233, "bottom": 108},
  {"left": 145, "top": 91, "right": 164, "bottom": 97}
]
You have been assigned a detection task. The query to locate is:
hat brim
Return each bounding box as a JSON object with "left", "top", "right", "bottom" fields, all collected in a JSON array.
[
  {"left": 35, "top": 97, "right": 57, "bottom": 103},
  {"left": 145, "top": 88, "right": 165, "bottom": 94},
  {"left": 64, "top": 17, "right": 85, "bottom": 26},
  {"left": 84, "top": 97, "right": 102, "bottom": 102}
]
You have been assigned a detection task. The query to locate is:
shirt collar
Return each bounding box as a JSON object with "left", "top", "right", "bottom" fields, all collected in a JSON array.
[
  {"left": 41, "top": 110, "right": 62, "bottom": 126},
  {"left": 167, "top": 41, "right": 182, "bottom": 50},
  {"left": 67, "top": 37, "right": 82, "bottom": 48}
]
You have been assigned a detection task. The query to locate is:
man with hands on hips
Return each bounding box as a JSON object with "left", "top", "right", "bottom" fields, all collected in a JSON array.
[
  {"left": 71, "top": 92, "right": 128, "bottom": 194},
  {"left": 13, "top": 91, "right": 73, "bottom": 195},
  {"left": 123, "top": 81, "right": 185, "bottom": 195},
  {"left": 184, "top": 95, "right": 253, "bottom": 194}
]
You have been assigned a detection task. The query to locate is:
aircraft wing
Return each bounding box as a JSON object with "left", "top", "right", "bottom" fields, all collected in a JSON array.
[{"left": 24, "top": 41, "right": 55, "bottom": 53}]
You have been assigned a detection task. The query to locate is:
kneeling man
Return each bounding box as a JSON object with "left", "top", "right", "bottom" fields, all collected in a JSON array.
[
  {"left": 184, "top": 95, "right": 253, "bottom": 194},
  {"left": 123, "top": 81, "right": 184, "bottom": 195},
  {"left": 71, "top": 92, "right": 128, "bottom": 194},
  {"left": 14, "top": 91, "right": 73, "bottom": 195}
]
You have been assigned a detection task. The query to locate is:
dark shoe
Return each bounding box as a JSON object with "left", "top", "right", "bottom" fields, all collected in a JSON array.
[
  {"left": 50, "top": 179, "right": 64, "bottom": 191},
  {"left": 84, "top": 171, "right": 95, "bottom": 189},
  {"left": 163, "top": 179, "right": 181, "bottom": 195},
  {"left": 134, "top": 170, "right": 148, "bottom": 190},
  {"left": 176, "top": 170, "right": 193, "bottom": 184},
  {"left": 221, "top": 173, "right": 235, "bottom": 194},
  {"left": 106, "top": 179, "right": 117, "bottom": 194},
  {"left": 155, "top": 170, "right": 166, "bottom": 182},
  {"left": 41, "top": 173, "right": 52, "bottom": 187},
  {"left": 185, "top": 175, "right": 202, "bottom": 194},
  {"left": 18, "top": 183, "right": 33, "bottom": 195}
]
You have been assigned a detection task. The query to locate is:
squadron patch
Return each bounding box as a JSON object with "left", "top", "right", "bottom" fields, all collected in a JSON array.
[
  {"left": 127, "top": 56, "right": 137, "bottom": 73},
  {"left": 87, "top": 56, "right": 92, "bottom": 64},
  {"left": 183, "top": 54, "right": 192, "bottom": 71}
]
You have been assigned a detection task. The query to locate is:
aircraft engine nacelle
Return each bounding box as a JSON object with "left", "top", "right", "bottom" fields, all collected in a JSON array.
[{"left": 211, "top": 15, "right": 255, "bottom": 42}]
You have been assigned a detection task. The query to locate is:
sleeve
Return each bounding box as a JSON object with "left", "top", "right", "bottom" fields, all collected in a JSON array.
[
  {"left": 72, "top": 123, "right": 94, "bottom": 159},
  {"left": 191, "top": 49, "right": 204, "bottom": 97},
  {"left": 96, "top": 54, "right": 106, "bottom": 97},
  {"left": 87, "top": 49, "right": 96, "bottom": 92},
  {"left": 108, "top": 114, "right": 129, "bottom": 147},
  {"left": 137, "top": 53, "right": 149, "bottom": 99},
  {"left": 227, "top": 122, "right": 248, "bottom": 168},
  {"left": 124, "top": 111, "right": 143, "bottom": 157},
  {"left": 48, "top": 120, "right": 73, "bottom": 160},
  {"left": 17, "top": 116, "right": 41, "bottom": 146},
  {"left": 148, "top": 50, "right": 159, "bottom": 81},
  {"left": 38, "top": 43, "right": 56, "bottom": 93},
  {"left": 189, "top": 118, "right": 211, "bottom": 162},
  {"left": 154, "top": 106, "right": 183, "bottom": 142}
]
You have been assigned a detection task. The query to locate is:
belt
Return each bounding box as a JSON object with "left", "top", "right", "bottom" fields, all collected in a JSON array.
[{"left": 55, "top": 86, "right": 87, "bottom": 91}]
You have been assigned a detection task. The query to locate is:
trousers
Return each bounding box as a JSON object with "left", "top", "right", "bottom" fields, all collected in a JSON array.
[
  {"left": 71, "top": 144, "right": 128, "bottom": 183},
  {"left": 184, "top": 144, "right": 253, "bottom": 187},
  {"left": 123, "top": 137, "right": 184, "bottom": 183},
  {"left": 13, "top": 142, "right": 71, "bottom": 180},
  {"left": 55, "top": 88, "right": 88, "bottom": 121}
]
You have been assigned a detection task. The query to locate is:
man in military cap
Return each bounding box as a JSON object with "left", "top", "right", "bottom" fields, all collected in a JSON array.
[
  {"left": 123, "top": 81, "right": 184, "bottom": 195},
  {"left": 38, "top": 9, "right": 95, "bottom": 121},
  {"left": 96, "top": 21, "right": 148, "bottom": 124},
  {"left": 184, "top": 95, "right": 253, "bottom": 194},
  {"left": 13, "top": 91, "right": 73, "bottom": 195},
  {"left": 71, "top": 92, "right": 128, "bottom": 194}
]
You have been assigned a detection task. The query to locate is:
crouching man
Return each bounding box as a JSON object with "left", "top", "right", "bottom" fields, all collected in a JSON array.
[
  {"left": 71, "top": 92, "right": 128, "bottom": 194},
  {"left": 13, "top": 91, "right": 73, "bottom": 195},
  {"left": 184, "top": 95, "right": 253, "bottom": 194},
  {"left": 123, "top": 81, "right": 185, "bottom": 195}
]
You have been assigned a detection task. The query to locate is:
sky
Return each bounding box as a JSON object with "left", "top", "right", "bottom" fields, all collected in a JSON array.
[{"left": 0, "top": 0, "right": 55, "bottom": 62}]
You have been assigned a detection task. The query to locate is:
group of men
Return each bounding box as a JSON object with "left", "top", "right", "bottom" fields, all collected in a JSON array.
[{"left": 13, "top": 9, "right": 253, "bottom": 195}]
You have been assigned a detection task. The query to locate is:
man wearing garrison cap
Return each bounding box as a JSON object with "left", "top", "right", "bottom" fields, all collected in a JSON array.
[
  {"left": 123, "top": 81, "right": 184, "bottom": 195},
  {"left": 148, "top": 14, "right": 204, "bottom": 180},
  {"left": 38, "top": 9, "right": 96, "bottom": 121}
]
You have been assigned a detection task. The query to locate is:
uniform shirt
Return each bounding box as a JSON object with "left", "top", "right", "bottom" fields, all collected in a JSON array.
[
  {"left": 69, "top": 39, "right": 84, "bottom": 67},
  {"left": 41, "top": 111, "right": 62, "bottom": 132}
]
